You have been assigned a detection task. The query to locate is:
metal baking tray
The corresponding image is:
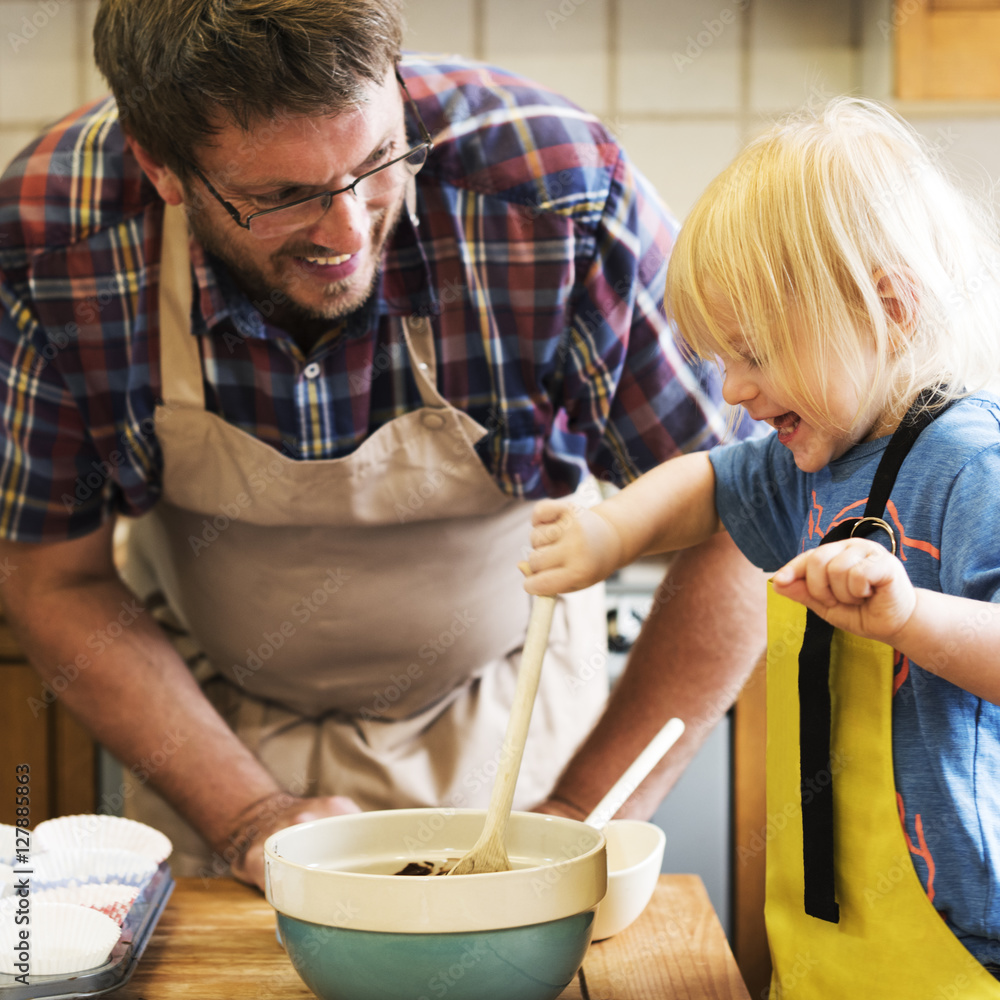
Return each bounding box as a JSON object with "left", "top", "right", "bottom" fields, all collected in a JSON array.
[{"left": 0, "top": 860, "right": 174, "bottom": 1000}]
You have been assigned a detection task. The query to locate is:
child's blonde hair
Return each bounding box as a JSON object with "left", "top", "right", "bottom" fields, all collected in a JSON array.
[{"left": 667, "top": 97, "right": 1000, "bottom": 433}]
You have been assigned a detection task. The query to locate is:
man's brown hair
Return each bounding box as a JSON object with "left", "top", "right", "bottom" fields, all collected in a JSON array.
[{"left": 93, "top": 0, "right": 405, "bottom": 178}]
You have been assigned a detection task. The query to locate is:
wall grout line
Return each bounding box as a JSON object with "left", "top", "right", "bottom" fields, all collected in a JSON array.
[
  {"left": 849, "top": 0, "right": 864, "bottom": 93},
  {"left": 76, "top": 1, "right": 89, "bottom": 106},
  {"left": 738, "top": 0, "right": 754, "bottom": 144},
  {"left": 606, "top": 0, "right": 619, "bottom": 126},
  {"left": 472, "top": 0, "right": 485, "bottom": 62}
]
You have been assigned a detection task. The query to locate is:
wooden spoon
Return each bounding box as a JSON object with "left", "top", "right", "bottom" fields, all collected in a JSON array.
[{"left": 448, "top": 594, "right": 557, "bottom": 875}]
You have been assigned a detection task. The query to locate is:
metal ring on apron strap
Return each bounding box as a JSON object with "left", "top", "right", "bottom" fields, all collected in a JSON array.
[{"left": 849, "top": 516, "right": 897, "bottom": 556}]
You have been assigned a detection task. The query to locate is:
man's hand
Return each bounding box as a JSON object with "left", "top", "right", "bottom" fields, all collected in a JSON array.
[
  {"left": 225, "top": 792, "right": 362, "bottom": 892},
  {"left": 771, "top": 537, "right": 917, "bottom": 643},
  {"left": 522, "top": 499, "right": 624, "bottom": 595}
]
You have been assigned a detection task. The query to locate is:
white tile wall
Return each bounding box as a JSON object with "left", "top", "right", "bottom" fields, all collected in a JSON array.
[
  {"left": 0, "top": 2, "right": 82, "bottom": 124},
  {"left": 858, "top": 0, "right": 893, "bottom": 98},
  {"left": 618, "top": 0, "right": 743, "bottom": 115},
  {"left": 483, "top": 0, "right": 610, "bottom": 117},
  {"left": 622, "top": 119, "right": 742, "bottom": 221},
  {"left": 748, "top": 0, "right": 857, "bottom": 113},
  {"left": 82, "top": 0, "right": 108, "bottom": 105},
  {"left": 1, "top": 0, "right": 999, "bottom": 215},
  {"left": 403, "top": 0, "right": 479, "bottom": 62},
  {"left": 0, "top": 127, "right": 41, "bottom": 173}
]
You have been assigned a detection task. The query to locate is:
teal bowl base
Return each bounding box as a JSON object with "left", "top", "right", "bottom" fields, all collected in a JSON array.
[{"left": 277, "top": 910, "right": 596, "bottom": 1000}]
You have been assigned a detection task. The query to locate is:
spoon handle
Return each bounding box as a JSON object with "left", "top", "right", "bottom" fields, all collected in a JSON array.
[
  {"left": 584, "top": 716, "right": 686, "bottom": 828},
  {"left": 482, "top": 594, "right": 557, "bottom": 837}
]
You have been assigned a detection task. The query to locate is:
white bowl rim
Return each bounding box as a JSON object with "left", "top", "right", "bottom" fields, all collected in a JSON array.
[
  {"left": 264, "top": 808, "right": 608, "bottom": 933},
  {"left": 265, "top": 808, "right": 604, "bottom": 875},
  {"left": 605, "top": 819, "right": 666, "bottom": 878}
]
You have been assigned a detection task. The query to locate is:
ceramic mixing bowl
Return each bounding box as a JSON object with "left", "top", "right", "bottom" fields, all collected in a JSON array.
[
  {"left": 592, "top": 819, "right": 666, "bottom": 941},
  {"left": 265, "top": 809, "right": 607, "bottom": 1000}
]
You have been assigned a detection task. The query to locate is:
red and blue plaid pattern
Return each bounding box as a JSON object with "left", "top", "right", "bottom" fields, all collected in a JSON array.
[{"left": 0, "top": 55, "right": 742, "bottom": 542}]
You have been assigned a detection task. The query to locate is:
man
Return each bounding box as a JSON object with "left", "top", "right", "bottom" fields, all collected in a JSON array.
[{"left": 0, "top": 0, "right": 765, "bottom": 889}]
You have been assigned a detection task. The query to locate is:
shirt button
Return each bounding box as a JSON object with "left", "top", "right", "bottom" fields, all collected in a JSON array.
[
  {"left": 421, "top": 412, "right": 446, "bottom": 430},
  {"left": 303, "top": 362, "right": 321, "bottom": 379}
]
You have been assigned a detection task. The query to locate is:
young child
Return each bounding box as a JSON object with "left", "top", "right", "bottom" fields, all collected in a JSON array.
[{"left": 524, "top": 98, "right": 1000, "bottom": 997}]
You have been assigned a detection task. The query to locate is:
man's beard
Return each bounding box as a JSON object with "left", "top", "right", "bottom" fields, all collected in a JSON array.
[{"left": 185, "top": 193, "right": 405, "bottom": 332}]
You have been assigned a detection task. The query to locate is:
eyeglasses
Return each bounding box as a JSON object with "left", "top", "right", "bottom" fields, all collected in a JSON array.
[{"left": 188, "top": 72, "right": 433, "bottom": 239}]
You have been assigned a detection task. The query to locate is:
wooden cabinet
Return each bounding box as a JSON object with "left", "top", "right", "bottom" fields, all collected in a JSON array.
[
  {"left": 0, "top": 608, "right": 96, "bottom": 828},
  {"left": 732, "top": 653, "right": 770, "bottom": 1000},
  {"left": 895, "top": 0, "right": 1000, "bottom": 99}
]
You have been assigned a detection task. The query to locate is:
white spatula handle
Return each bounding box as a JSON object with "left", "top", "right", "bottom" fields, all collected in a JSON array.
[{"left": 584, "top": 717, "right": 686, "bottom": 828}]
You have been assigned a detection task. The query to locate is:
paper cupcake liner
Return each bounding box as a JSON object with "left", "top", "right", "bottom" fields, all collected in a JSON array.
[
  {"left": 0, "top": 900, "right": 121, "bottom": 975},
  {"left": 34, "top": 814, "right": 172, "bottom": 863},
  {"left": 34, "top": 882, "right": 140, "bottom": 926},
  {"left": 33, "top": 848, "right": 158, "bottom": 890}
]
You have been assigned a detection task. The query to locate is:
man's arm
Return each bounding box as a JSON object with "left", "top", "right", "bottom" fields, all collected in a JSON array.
[
  {"left": 519, "top": 131, "right": 769, "bottom": 819},
  {"left": 0, "top": 520, "right": 357, "bottom": 889},
  {"left": 535, "top": 530, "right": 767, "bottom": 821}
]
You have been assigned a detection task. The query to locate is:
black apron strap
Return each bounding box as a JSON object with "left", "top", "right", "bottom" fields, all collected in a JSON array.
[{"left": 798, "top": 386, "right": 950, "bottom": 923}]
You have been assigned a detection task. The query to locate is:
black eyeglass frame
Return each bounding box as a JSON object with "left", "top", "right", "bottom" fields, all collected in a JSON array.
[{"left": 188, "top": 70, "right": 433, "bottom": 235}]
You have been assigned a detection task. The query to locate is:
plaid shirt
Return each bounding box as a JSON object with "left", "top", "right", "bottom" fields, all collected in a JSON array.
[{"left": 0, "top": 55, "right": 741, "bottom": 543}]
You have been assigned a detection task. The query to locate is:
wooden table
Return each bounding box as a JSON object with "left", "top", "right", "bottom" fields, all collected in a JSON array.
[{"left": 115, "top": 875, "right": 750, "bottom": 1000}]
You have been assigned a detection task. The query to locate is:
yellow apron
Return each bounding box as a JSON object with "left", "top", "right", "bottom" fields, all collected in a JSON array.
[{"left": 765, "top": 589, "right": 1000, "bottom": 998}]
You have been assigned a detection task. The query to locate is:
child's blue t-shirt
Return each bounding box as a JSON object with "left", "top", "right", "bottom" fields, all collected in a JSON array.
[{"left": 709, "top": 393, "right": 1000, "bottom": 965}]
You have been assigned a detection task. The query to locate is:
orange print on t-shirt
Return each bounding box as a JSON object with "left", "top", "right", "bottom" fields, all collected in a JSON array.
[{"left": 805, "top": 493, "right": 941, "bottom": 563}]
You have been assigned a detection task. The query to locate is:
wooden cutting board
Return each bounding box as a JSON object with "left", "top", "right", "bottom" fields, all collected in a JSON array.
[{"left": 113, "top": 874, "right": 750, "bottom": 1000}]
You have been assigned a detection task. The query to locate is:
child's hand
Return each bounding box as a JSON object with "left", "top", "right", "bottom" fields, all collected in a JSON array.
[
  {"left": 521, "top": 499, "right": 624, "bottom": 595},
  {"left": 771, "top": 538, "right": 917, "bottom": 644}
]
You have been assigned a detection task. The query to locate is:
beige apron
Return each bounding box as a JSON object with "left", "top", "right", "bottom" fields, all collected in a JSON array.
[{"left": 118, "top": 205, "right": 607, "bottom": 875}]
